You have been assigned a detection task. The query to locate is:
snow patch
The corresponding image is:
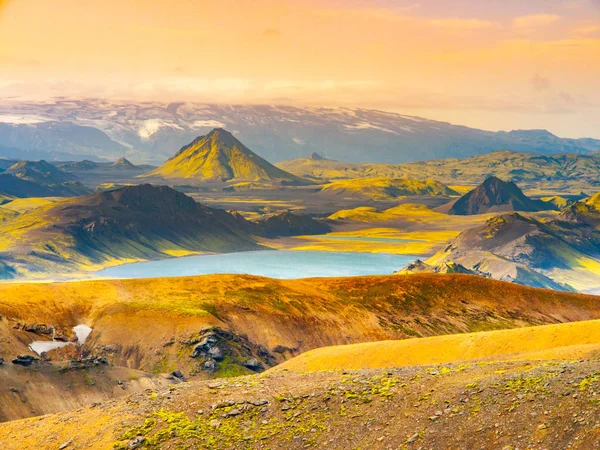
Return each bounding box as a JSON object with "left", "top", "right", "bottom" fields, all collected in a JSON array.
[
  {"left": 0, "top": 114, "right": 47, "bottom": 124},
  {"left": 292, "top": 137, "right": 306, "bottom": 145},
  {"left": 192, "top": 120, "right": 226, "bottom": 129},
  {"left": 344, "top": 122, "right": 399, "bottom": 134}
]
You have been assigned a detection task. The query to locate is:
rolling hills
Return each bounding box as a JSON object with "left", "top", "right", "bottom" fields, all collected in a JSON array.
[
  {"left": 278, "top": 150, "right": 600, "bottom": 192},
  {"left": 142, "top": 128, "right": 303, "bottom": 183}
]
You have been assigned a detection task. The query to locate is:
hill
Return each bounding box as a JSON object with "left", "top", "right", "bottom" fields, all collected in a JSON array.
[
  {"left": 426, "top": 211, "right": 600, "bottom": 291},
  {"left": 4, "top": 160, "right": 91, "bottom": 196},
  {"left": 446, "top": 176, "right": 548, "bottom": 215},
  {"left": 0, "top": 184, "right": 262, "bottom": 276},
  {"left": 0, "top": 173, "right": 57, "bottom": 198},
  {"left": 1, "top": 273, "right": 600, "bottom": 377},
  {"left": 277, "top": 150, "right": 600, "bottom": 191},
  {"left": 110, "top": 157, "right": 139, "bottom": 169},
  {"left": 275, "top": 318, "right": 600, "bottom": 373},
  {"left": 320, "top": 178, "right": 458, "bottom": 200},
  {"left": 6, "top": 332, "right": 600, "bottom": 448},
  {"left": 142, "top": 128, "right": 303, "bottom": 183}
]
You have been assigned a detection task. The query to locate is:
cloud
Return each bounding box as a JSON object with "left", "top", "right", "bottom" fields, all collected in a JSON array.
[
  {"left": 513, "top": 14, "right": 560, "bottom": 30},
  {"left": 531, "top": 74, "right": 551, "bottom": 92}
]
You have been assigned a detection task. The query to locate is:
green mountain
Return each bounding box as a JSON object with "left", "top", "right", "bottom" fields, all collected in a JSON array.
[{"left": 143, "top": 128, "right": 304, "bottom": 183}]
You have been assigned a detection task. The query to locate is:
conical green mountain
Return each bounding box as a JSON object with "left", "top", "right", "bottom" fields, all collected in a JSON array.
[{"left": 143, "top": 128, "right": 302, "bottom": 182}]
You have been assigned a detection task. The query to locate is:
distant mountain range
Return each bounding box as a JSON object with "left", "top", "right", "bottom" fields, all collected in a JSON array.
[{"left": 1, "top": 99, "right": 599, "bottom": 164}]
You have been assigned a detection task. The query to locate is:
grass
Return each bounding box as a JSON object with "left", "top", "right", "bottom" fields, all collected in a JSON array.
[
  {"left": 320, "top": 178, "right": 458, "bottom": 200},
  {"left": 272, "top": 319, "right": 600, "bottom": 373}
]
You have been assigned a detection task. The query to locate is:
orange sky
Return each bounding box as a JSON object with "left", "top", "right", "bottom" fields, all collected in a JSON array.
[{"left": 1, "top": 0, "right": 599, "bottom": 137}]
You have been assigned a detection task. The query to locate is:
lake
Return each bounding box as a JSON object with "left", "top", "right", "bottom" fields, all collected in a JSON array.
[{"left": 95, "top": 250, "right": 417, "bottom": 280}]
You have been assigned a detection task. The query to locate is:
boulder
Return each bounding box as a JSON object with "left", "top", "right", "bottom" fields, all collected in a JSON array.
[
  {"left": 12, "top": 355, "right": 39, "bottom": 366},
  {"left": 242, "top": 358, "right": 263, "bottom": 372}
]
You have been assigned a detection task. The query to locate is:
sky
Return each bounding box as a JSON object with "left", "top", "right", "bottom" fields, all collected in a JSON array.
[{"left": 0, "top": 0, "right": 599, "bottom": 137}]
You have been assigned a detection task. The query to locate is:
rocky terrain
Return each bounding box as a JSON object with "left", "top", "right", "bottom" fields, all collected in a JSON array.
[
  {"left": 4, "top": 350, "right": 600, "bottom": 449},
  {"left": 1, "top": 273, "right": 600, "bottom": 379}
]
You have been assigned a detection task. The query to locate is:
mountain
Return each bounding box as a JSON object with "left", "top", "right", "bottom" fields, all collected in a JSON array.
[
  {"left": 308, "top": 151, "right": 327, "bottom": 160},
  {"left": 320, "top": 178, "right": 458, "bottom": 200},
  {"left": 396, "top": 259, "right": 489, "bottom": 277},
  {"left": 562, "top": 193, "right": 600, "bottom": 227},
  {"left": 110, "top": 157, "right": 138, "bottom": 169},
  {"left": 55, "top": 160, "right": 99, "bottom": 171},
  {"left": 445, "top": 176, "right": 547, "bottom": 215},
  {"left": 0, "top": 121, "right": 124, "bottom": 161},
  {"left": 277, "top": 150, "right": 600, "bottom": 191},
  {"left": 142, "top": 128, "right": 304, "bottom": 183},
  {"left": 0, "top": 184, "right": 263, "bottom": 276},
  {"left": 254, "top": 211, "right": 331, "bottom": 237},
  {"left": 4, "top": 160, "right": 91, "bottom": 196},
  {"left": 3, "top": 99, "right": 600, "bottom": 164},
  {"left": 0, "top": 174, "right": 57, "bottom": 198},
  {"left": 426, "top": 211, "right": 600, "bottom": 291}
]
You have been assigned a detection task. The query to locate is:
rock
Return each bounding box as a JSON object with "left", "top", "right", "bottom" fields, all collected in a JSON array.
[
  {"left": 407, "top": 433, "right": 419, "bottom": 443},
  {"left": 272, "top": 345, "right": 291, "bottom": 354},
  {"left": 208, "top": 346, "right": 224, "bottom": 361},
  {"left": 59, "top": 441, "right": 72, "bottom": 449},
  {"left": 0, "top": 357, "right": 4, "bottom": 366},
  {"left": 12, "top": 355, "right": 39, "bottom": 366},
  {"left": 171, "top": 370, "right": 186, "bottom": 381},
  {"left": 243, "top": 358, "right": 263, "bottom": 371},
  {"left": 127, "top": 436, "right": 146, "bottom": 449},
  {"left": 204, "top": 359, "right": 218, "bottom": 373},
  {"left": 207, "top": 381, "right": 222, "bottom": 389}
]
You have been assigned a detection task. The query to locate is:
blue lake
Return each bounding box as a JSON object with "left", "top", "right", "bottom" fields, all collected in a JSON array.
[{"left": 95, "top": 250, "right": 417, "bottom": 280}]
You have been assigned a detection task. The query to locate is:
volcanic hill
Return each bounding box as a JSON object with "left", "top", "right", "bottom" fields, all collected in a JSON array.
[{"left": 143, "top": 128, "right": 304, "bottom": 183}]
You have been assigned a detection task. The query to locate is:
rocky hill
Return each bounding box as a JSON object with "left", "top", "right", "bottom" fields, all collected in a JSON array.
[
  {"left": 446, "top": 176, "right": 548, "bottom": 215},
  {"left": 0, "top": 184, "right": 262, "bottom": 276},
  {"left": 142, "top": 128, "right": 304, "bottom": 183},
  {"left": 426, "top": 211, "right": 600, "bottom": 291},
  {"left": 3, "top": 160, "right": 91, "bottom": 196},
  {"left": 6, "top": 324, "right": 600, "bottom": 448}
]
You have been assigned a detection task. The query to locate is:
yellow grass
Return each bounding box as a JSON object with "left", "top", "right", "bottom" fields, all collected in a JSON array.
[
  {"left": 0, "top": 197, "right": 62, "bottom": 213},
  {"left": 288, "top": 228, "right": 459, "bottom": 255},
  {"left": 274, "top": 319, "right": 600, "bottom": 373}
]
